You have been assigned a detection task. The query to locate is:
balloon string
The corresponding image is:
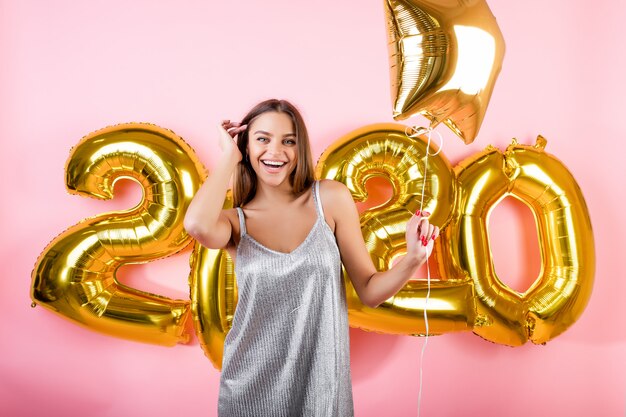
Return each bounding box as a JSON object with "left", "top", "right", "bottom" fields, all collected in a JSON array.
[
  {"left": 405, "top": 125, "right": 443, "bottom": 417},
  {"left": 417, "top": 259, "right": 430, "bottom": 417}
]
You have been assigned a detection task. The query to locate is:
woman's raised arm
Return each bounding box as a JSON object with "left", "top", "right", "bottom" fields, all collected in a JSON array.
[{"left": 183, "top": 121, "right": 246, "bottom": 249}]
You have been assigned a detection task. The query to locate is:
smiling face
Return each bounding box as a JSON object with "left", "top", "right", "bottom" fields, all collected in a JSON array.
[
  {"left": 246, "top": 111, "right": 298, "bottom": 189},
  {"left": 232, "top": 99, "right": 315, "bottom": 207}
]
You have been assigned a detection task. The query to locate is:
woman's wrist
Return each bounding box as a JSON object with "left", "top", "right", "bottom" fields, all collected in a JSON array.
[
  {"left": 220, "top": 148, "right": 242, "bottom": 167},
  {"left": 399, "top": 252, "right": 425, "bottom": 272}
]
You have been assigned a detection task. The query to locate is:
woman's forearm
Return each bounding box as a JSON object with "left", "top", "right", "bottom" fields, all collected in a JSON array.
[{"left": 362, "top": 254, "right": 426, "bottom": 308}]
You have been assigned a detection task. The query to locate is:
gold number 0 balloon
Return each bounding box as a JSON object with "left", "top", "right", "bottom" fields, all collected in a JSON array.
[
  {"left": 439, "top": 137, "right": 595, "bottom": 345},
  {"left": 31, "top": 123, "right": 205, "bottom": 346}
]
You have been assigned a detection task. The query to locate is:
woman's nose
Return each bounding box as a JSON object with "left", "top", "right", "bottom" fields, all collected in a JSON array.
[{"left": 268, "top": 141, "right": 284, "bottom": 154}]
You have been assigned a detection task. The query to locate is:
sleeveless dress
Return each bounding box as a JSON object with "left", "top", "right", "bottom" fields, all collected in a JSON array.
[{"left": 218, "top": 181, "right": 354, "bottom": 417}]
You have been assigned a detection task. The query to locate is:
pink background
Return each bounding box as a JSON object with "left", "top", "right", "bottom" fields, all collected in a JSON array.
[{"left": 1, "top": 0, "right": 625, "bottom": 416}]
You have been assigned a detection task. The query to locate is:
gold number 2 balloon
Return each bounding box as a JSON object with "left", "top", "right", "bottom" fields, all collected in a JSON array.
[
  {"left": 31, "top": 123, "right": 205, "bottom": 346},
  {"left": 384, "top": 0, "right": 506, "bottom": 144}
]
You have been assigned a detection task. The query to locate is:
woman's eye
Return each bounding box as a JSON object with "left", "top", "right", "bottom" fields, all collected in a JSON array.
[
  {"left": 257, "top": 137, "right": 269, "bottom": 143},
  {"left": 284, "top": 139, "right": 296, "bottom": 145}
]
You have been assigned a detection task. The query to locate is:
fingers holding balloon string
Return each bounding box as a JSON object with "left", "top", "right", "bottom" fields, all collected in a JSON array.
[
  {"left": 420, "top": 221, "right": 434, "bottom": 241},
  {"left": 431, "top": 225, "right": 440, "bottom": 241},
  {"left": 414, "top": 211, "right": 440, "bottom": 246},
  {"left": 416, "top": 214, "right": 431, "bottom": 241},
  {"left": 407, "top": 210, "right": 423, "bottom": 236},
  {"left": 424, "top": 224, "right": 439, "bottom": 245}
]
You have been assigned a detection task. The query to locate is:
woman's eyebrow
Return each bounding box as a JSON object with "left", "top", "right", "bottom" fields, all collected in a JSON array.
[
  {"left": 253, "top": 130, "right": 273, "bottom": 136},
  {"left": 253, "top": 130, "right": 296, "bottom": 138}
]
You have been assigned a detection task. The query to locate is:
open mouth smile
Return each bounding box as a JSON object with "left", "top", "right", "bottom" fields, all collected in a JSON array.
[{"left": 261, "top": 160, "right": 287, "bottom": 169}]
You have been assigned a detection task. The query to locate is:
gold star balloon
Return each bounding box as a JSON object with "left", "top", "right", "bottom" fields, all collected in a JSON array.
[{"left": 385, "top": 0, "right": 505, "bottom": 144}]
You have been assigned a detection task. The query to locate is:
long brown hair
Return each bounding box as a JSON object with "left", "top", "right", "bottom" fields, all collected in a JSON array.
[{"left": 233, "top": 99, "right": 315, "bottom": 207}]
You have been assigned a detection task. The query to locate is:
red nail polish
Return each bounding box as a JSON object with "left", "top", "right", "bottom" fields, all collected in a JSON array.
[
  {"left": 423, "top": 211, "right": 430, "bottom": 216},
  {"left": 431, "top": 235, "right": 436, "bottom": 240},
  {"left": 415, "top": 210, "right": 421, "bottom": 216}
]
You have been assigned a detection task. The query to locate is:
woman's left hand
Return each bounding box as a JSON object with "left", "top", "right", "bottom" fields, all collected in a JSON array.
[{"left": 405, "top": 210, "right": 440, "bottom": 264}]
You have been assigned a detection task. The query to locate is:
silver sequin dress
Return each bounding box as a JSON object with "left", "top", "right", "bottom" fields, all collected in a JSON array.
[{"left": 218, "top": 181, "right": 354, "bottom": 417}]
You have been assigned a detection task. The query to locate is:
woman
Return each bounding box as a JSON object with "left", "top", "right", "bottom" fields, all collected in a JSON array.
[{"left": 184, "top": 99, "right": 439, "bottom": 416}]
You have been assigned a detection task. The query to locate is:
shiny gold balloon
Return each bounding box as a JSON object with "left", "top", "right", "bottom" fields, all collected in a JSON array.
[
  {"left": 438, "top": 137, "right": 595, "bottom": 345},
  {"left": 316, "top": 124, "right": 477, "bottom": 336},
  {"left": 31, "top": 123, "right": 205, "bottom": 346},
  {"left": 384, "top": 0, "right": 505, "bottom": 143},
  {"left": 189, "top": 192, "right": 236, "bottom": 369}
]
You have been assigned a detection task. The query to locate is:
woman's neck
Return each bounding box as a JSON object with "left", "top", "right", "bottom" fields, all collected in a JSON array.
[{"left": 250, "top": 181, "right": 301, "bottom": 207}]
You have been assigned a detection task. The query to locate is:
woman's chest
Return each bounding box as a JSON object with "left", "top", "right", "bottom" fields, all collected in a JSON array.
[{"left": 245, "top": 212, "right": 319, "bottom": 254}]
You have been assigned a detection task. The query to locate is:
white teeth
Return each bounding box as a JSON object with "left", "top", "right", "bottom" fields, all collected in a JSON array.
[{"left": 262, "top": 160, "right": 286, "bottom": 167}]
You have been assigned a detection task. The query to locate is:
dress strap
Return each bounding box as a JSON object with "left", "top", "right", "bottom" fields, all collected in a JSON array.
[
  {"left": 235, "top": 207, "right": 247, "bottom": 237},
  {"left": 313, "top": 180, "right": 325, "bottom": 219}
]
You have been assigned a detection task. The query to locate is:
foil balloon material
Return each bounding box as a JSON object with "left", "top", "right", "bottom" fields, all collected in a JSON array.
[
  {"left": 438, "top": 137, "right": 595, "bottom": 345},
  {"left": 34, "top": 122, "right": 591, "bottom": 354},
  {"left": 189, "top": 192, "right": 237, "bottom": 369},
  {"left": 316, "top": 124, "right": 477, "bottom": 336},
  {"left": 31, "top": 123, "right": 205, "bottom": 346},
  {"left": 384, "top": 0, "right": 505, "bottom": 144}
]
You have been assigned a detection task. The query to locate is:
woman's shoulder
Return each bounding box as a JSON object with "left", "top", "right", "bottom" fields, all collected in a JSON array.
[
  {"left": 318, "top": 179, "right": 353, "bottom": 208},
  {"left": 318, "top": 178, "right": 348, "bottom": 193}
]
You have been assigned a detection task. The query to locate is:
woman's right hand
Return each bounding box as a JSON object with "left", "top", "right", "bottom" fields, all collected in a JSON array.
[{"left": 218, "top": 120, "right": 247, "bottom": 163}]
